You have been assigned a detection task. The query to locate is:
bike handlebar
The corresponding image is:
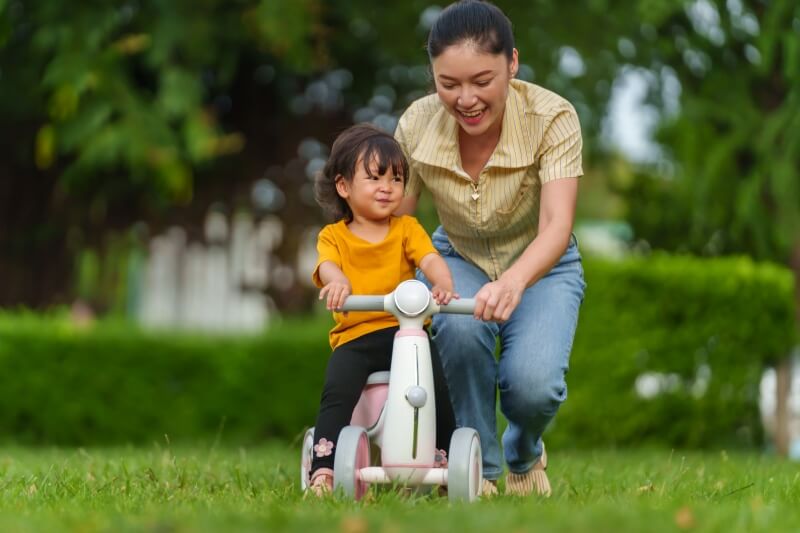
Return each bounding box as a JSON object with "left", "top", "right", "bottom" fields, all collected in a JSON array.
[
  {"left": 438, "top": 298, "right": 476, "bottom": 315},
  {"left": 340, "top": 295, "right": 476, "bottom": 315},
  {"left": 340, "top": 295, "right": 386, "bottom": 312}
]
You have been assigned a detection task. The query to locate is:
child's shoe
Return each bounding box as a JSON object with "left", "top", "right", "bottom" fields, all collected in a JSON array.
[
  {"left": 505, "top": 443, "right": 551, "bottom": 497},
  {"left": 307, "top": 468, "right": 334, "bottom": 497}
]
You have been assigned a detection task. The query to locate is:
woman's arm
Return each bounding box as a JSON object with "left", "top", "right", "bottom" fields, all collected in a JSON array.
[{"left": 473, "top": 177, "right": 578, "bottom": 321}]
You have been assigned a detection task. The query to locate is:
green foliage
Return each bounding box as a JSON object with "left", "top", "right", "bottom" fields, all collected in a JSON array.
[
  {"left": 2, "top": 0, "right": 323, "bottom": 207},
  {"left": 0, "top": 314, "right": 330, "bottom": 445},
  {"left": 614, "top": 0, "right": 800, "bottom": 263},
  {"left": 0, "top": 256, "right": 794, "bottom": 448}
]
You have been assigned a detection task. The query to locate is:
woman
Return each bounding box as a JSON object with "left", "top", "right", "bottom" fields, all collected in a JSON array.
[{"left": 395, "top": 0, "right": 586, "bottom": 497}]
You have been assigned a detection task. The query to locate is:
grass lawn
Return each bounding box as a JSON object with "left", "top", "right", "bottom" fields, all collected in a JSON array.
[{"left": 0, "top": 443, "right": 798, "bottom": 532}]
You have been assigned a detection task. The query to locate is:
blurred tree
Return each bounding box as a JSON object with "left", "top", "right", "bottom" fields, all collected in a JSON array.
[
  {"left": 0, "top": 0, "right": 326, "bottom": 305},
  {"left": 1, "top": 0, "right": 796, "bottom": 323},
  {"left": 611, "top": 0, "right": 799, "bottom": 455},
  {"left": 0, "top": 0, "right": 635, "bottom": 307},
  {"left": 617, "top": 0, "right": 798, "bottom": 265}
]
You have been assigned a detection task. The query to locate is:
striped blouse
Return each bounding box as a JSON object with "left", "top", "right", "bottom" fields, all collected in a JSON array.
[{"left": 395, "top": 79, "right": 583, "bottom": 279}]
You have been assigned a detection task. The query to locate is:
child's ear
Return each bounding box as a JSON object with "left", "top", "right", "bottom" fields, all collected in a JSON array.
[{"left": 334, "top": 175, "right": 349, "bottom": 198}]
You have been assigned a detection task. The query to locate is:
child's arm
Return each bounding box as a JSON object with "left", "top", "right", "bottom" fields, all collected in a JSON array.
[
  {"left": 419, "top": 253, "right": 458, "bottom": 305},
  {"left": 317, "top": 260, "right": 352, "bottom": 311}
]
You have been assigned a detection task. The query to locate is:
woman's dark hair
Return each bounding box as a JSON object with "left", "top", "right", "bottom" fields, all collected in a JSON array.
[
  {"left": 427, "top": 0, "right": 514, "bottom": 61},
  {"left": 315, "top": 123, "right": 409, "bottom": 222}
]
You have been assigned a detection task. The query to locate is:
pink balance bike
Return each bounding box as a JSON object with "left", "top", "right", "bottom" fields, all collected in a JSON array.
[{"left": 300, "top": 279, "right": 483, "bottom": 502}]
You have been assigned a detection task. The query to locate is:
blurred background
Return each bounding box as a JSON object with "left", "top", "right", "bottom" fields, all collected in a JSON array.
[{"left": 0, "top": 1, "right": 798, "bottom": 456}]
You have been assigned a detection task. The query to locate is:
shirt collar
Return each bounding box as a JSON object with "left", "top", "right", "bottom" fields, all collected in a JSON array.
[{"left": 410, "top": 80, "right": 535, "bottom": 171}]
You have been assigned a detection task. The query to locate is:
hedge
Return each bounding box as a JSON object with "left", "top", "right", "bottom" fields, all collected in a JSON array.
[
  {"left": 0, "top": 254, "right": 795, "bottom": 448},
  {"left": 552, "top": 254, "right": 795, "bottom": 449}
]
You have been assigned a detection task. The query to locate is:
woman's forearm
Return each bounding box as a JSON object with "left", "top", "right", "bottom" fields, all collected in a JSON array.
[
  {"left": 501, "top": 177, "right": 578, "bottom": 288},
  {"left": 501, "top": 222, "right": 573, "bottom": 288}
]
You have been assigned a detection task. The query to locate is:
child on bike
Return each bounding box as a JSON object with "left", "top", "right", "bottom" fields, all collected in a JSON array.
[{"left": 308, "top": 123, "right": 457, "bottom": 496}]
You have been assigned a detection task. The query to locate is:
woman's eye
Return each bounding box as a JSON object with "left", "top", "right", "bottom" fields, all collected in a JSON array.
[
  {"left": 476, "top": 80, "right": 490, "bottom": 87},
  {"left": 441, "top": 84, "right": 455, "bottom": 90}
]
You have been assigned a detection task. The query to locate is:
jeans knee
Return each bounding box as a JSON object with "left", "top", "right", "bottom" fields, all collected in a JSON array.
[{"left": 502, "top": 377, "right": 566, "bottom": 420}]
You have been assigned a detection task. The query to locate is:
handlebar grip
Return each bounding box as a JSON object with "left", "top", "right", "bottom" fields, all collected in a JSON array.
[
  {"left": 438, "top": 298, "right": 476, "bottom": 315},
  {"left": 340, "top": 295, "right": 386, "bottom": 312}
]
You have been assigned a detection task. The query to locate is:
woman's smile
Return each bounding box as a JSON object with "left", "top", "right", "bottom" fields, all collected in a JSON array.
[{"left": 458, "top": 108, "right": 487, "bottom": 125}]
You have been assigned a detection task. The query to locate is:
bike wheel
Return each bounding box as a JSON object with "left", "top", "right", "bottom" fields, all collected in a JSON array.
[{"left": 333, "top": 425, "right": 370, "bottom": 499}]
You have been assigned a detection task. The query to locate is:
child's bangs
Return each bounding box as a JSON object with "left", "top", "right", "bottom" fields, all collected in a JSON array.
[{"left": 360, "top": 137, "right": 409, "bottom": 179}]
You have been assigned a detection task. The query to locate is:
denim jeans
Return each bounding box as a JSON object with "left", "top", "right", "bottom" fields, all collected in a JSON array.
[{"left": 418, "top": 226, "right": 586, "bottom": 480}]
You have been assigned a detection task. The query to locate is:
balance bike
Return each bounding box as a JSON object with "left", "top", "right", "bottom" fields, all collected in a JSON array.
[{"left": 301, "top": 279, "right": 483, "bottom": 501}]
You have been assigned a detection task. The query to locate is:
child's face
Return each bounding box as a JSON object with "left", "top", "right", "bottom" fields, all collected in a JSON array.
[{"left": 336, "top": 155, "right": 404, "bottom": 222}]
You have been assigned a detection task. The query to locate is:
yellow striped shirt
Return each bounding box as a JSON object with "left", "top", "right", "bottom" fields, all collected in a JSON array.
[{"left": 395, "top": 79, "right": 583, "bottom": 279}]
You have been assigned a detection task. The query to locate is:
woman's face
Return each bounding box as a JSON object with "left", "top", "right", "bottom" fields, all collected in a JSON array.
[{"left": 431, "top": 43, "right": 518, "bottom": 139}]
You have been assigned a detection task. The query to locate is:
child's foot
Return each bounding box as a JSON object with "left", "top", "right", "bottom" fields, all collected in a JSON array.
[
  {"left": 505, "top": 443, "right": 551, "bottom": 497},
  {"left": 307, "top": 468, "right": 334, "bottom": 497}
]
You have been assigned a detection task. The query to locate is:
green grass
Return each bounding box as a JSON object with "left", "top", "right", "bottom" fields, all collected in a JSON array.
[{"left": 1, "top": 444, "right": 798, "bottom": 532}]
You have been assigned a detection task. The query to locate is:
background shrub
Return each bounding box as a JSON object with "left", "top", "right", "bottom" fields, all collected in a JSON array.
[{"left": 0, "top": 254, "right": 794, "bottom": 448}]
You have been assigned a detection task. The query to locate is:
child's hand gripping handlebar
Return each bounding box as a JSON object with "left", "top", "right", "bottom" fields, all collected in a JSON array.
[{"left": 340, "top": 280, "right": 475, "bottom": 328}]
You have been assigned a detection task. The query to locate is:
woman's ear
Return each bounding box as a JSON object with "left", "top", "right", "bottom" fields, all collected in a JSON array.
[
  {"left": 335, "top": 175, "right": 349, "bottom": 198},
  {"left": 510, "top": 48, "right": 519, "bottom": 78}
]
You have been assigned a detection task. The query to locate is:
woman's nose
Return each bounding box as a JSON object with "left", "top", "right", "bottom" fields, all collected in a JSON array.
[{"left": 457, "top": 88, "right": 477, "bottom": 107}]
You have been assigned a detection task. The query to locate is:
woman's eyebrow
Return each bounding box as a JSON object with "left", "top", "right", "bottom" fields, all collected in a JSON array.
[{"left": 437, "top": 70, "right": 495, "bottom": 81}]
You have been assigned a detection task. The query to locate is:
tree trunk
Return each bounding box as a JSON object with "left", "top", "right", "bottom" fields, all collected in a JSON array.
[
  {"left": 776, "top": 239, "right": 800, "bottom": 456},
  {"left": 775, "top": 357, "right": 791, "bottom": 457}
]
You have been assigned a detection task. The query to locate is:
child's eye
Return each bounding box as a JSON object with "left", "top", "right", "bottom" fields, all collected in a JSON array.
[{"left": 393, "top": 176, "right": 404, "bottom": 183}]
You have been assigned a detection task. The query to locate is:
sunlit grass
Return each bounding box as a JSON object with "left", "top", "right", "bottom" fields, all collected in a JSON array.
[{"left": 0, "top": 444, "right": 798, "bottom": 532}]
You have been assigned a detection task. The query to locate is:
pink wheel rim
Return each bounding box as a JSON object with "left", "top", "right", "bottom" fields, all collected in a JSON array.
[{"left": 354, "top": 432, "right": 370, "bottom": 499}]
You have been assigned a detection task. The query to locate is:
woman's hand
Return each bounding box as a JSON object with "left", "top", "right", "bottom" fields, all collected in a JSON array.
[
  {"left": 473, "top": 274, "right": 526, "bottom": 322},
  {"left": 319, "top": 279, "right": 352, "bottom": 311}
]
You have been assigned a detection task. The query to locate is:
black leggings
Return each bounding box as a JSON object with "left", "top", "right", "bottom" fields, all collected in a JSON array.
[{"left": 310, "top": 326, "right": 456, "bottom": 475}]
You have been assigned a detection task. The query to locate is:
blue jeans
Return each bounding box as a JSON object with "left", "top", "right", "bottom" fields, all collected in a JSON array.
[{"left": 419, "top": 226, "right": 586, "bottom": 480}]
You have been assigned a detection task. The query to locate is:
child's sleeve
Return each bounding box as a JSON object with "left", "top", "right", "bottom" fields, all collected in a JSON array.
[
  {"left": 312, "top": 226, "right": 341, "bottom": 288},
  {"left": 403, "top": 217, "right": 438, "bottom": 267}
]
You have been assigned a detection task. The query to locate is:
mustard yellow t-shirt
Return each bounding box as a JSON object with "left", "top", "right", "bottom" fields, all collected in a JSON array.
[{"left": 312, "top": 215, "right": 438, "bottom": 350}]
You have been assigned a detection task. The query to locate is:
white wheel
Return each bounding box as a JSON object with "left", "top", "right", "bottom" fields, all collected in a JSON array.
[
  {"left": 447, "top": 427, "right": 482, "bottom": 502},
  {"left": 333, "top": 425, "right": 370, "bottom": 500},
  {"left": 300, "top": 427, "right": 314, "bottom": 491}
]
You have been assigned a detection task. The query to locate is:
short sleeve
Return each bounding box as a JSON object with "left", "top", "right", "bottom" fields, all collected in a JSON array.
[
  {"left": 395, "top": 112, "right": 423, "bottom": 198},
  {"left": 402, "top": 217, "right": 437, "bottom": 267},
  {"left": 538, "top": 106, "right": 584, "bottom": 183},
  {"left": 311, "top": 225, "right": 341, "bottom": 288}
]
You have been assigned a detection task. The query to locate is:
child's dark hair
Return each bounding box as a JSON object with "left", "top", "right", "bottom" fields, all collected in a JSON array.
[
  {"left": 315, "top": 123, "right": 409, "bottom": 222},
  {"left": 427, "top": 0, "right": 515, "bottom": 61}
]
